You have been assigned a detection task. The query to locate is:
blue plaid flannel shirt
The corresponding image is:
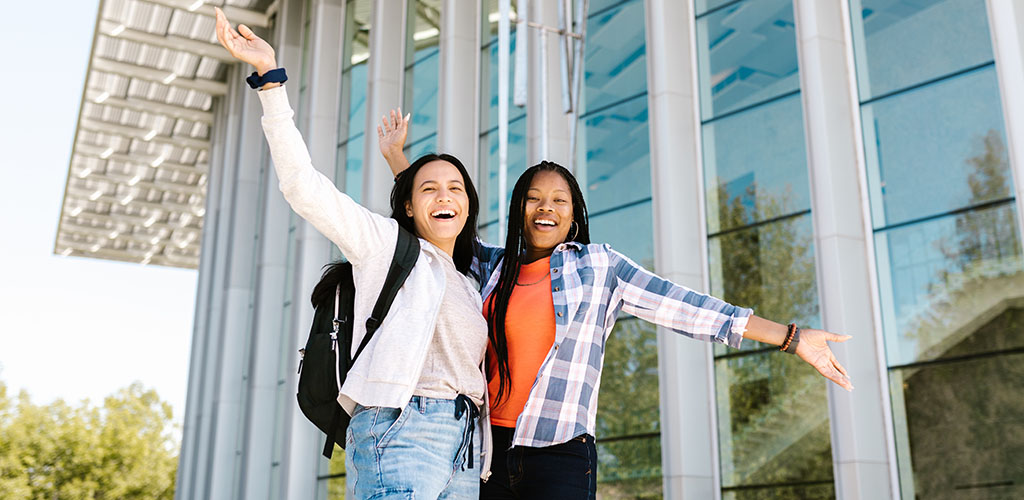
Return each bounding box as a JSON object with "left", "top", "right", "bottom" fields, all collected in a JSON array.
[{"left": 472, "top": 240, "right": 752, "bottom": 448}]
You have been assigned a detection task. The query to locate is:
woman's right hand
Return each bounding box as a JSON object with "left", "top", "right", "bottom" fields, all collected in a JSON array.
[
  {"left": 214, "top": 7, "right": 278, "bottom": 75},
  {"left": 378, "top": 108, "right": 412, "bottom": 176}
]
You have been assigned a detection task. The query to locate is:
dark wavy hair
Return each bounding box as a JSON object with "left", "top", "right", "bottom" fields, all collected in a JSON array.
[
  {"left": 311, "top": 153, "right": 479, "bottom": 308},
  {"left": 390, "top": 153, "right": 480, "bottom": 275},
  {"left": 486, "top": 161, "right": 590, "bottom": 407}
]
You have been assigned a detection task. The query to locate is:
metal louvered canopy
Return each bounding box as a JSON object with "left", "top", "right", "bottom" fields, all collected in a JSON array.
[{"left": 56, "top": 0, "right": 274, "bottom": 269}]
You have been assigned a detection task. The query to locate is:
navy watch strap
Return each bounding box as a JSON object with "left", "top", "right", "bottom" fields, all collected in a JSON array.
[{"left": 246, "top": 68, "right": 288, "bottom": 89}]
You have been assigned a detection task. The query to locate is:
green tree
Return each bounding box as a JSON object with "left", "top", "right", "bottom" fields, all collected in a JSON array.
[{"left": 0, "top": 381, "right": 178, "bottom": 500}]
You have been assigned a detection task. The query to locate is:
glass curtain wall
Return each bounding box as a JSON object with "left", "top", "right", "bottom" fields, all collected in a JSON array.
[
  {"left": 403, "top": 0, "right": 441, "bottom": 159},
  {"left": 478, "top": 0, "right": 525, "bottom": 244},
  {"left": 335, "top": 0, "right": 372, "bottom": 206},
  {"left": 694, "top": 1, "right": 834, "bottom": 498},
  {"left": 576, "top": 1, "right": 660, "bottom": 498},
  {"left": 848, "top": 1, "right": 1024, "bottom": 498}
]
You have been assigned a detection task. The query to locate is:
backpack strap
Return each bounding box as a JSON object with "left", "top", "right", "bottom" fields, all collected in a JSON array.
[{"left": 352, "top": 226, "right": 421, "bottom": 361}]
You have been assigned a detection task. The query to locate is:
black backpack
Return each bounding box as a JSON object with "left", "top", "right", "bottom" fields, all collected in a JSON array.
[{"left": 297, "top": 227, "right": 420, "bottom": 459}]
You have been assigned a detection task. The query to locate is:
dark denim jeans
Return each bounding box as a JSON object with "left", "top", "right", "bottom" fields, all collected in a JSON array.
[{"left": 481, "top": 425, "right": 597, "bottom": 500}]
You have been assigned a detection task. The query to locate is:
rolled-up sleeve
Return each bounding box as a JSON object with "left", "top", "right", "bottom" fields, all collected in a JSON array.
[{"left": 611, "top": 246, "right": 751, "bottom": 349}]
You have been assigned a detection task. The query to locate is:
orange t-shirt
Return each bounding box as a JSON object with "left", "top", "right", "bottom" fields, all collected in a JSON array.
[{"left": 484, "top": 256, "right": 557, "bottom": 427}]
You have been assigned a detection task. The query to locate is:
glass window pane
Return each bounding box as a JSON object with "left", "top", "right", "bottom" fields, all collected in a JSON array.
[
  {"left": 715, "top": 351, "right": 835, "bottom": 491},
  {"left": 405, "top": 0, "right": 440, "bottom": 145},
  {"left": 703, "top": 94, "right": 810, "bottom": 234},
  {"left": 849, "top": 0, "right": 994, "bottom": 101},
  {"left": 340, "top": 63, "right": 368, "bottom": 142},
  {"left": 709, "top": 213, "right": 820, "bottom": 354},
  {"left": 696, "top": 0, "right": 800, "bottom": 121},
  {"left": 696, "top": 0, "right": 739, "bottom": 17},
  {"left": 335, "top": 133, "right": 365, "bottom": 204},
  {"left": 583, "top": 0, "right": 647, "bottom": 111},
  {"left": 405, "top": 133, "right": 437, "bottom": 160},
  {"left": 722, "top": 483, "right": 835, "bottom": 500},
  {"left": 480, "top": 30, "right": 526, "bottom": 133},
  {"left": 481, "top": 116, "right": 528, "bottom": 228},
  {"left": 579, "top": 96, "right": 650, "bottom": 216},
  {"left": 597, "top": 319, "right": 662, "bottom": 499},
  {"left": 597, "top": 436, "right": 663, "bottom": 499},
  {"left": 888, "top": 349, "right": 1024, "bottom": 499},
  {"left": 862, "top": 67, "right": 1010, "bottom": 228},
  {"left": 874, "top": 203, "right": 1024, "bottom": 366},
  {"left": 404, "top": 48, "right": 440, "bottom": 145},
  {"left": 589, "top": 202, "right": 654, "bottom": 269},
  {"left": 481, "top": 0, "right": 518, "bottom": 44}
]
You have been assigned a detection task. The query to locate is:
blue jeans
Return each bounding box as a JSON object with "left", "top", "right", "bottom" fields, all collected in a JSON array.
[
  {"left": 480, "top": 425, "right": 597, "bottom": 500},
  {"left": 346, "top": 396, "right": 480, "bottom": 499}
]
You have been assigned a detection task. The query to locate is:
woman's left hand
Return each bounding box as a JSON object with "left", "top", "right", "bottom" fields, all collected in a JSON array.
[{"left": 796, "top": 329, "right": 853, "bottom": 391}]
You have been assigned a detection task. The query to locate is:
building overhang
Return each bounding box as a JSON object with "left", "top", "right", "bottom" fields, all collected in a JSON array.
[{"left": 55, "top": 0, "right": 274, "bottom": 269}]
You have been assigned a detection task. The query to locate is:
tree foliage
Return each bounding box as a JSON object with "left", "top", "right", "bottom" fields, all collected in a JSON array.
[{"left": 0, "top": 381, "right": 178, "bottom": 500}]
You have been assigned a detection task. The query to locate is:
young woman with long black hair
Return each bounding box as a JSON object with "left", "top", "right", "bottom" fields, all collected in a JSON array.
[
  {"left": 378, "top": 114, "right": 853, "bottom": 500},
  {"left": 215, "top": 9, "right": 493, "bottom": 499}
]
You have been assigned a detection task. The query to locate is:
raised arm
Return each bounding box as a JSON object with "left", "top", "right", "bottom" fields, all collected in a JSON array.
[
  {"left": 215, "top": 7, "right": 393, "bottom": 263},
  {"left": 378, "top": 109, "right": 412, "bottom": 177},
  {"left": 610, "top": 248, "right": 853, "bottom": 391}
]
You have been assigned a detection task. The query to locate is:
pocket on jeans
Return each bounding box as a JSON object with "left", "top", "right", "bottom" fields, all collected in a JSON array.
[{"left": 374, "top": 406, "right": 408, "bottom": 450}]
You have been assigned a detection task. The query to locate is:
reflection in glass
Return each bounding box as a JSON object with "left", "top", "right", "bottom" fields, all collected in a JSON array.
[
  {"left": 580, "top": 95, "right": 650, "bottom": 216},
  {"left": 695, "top": 0, "right": 738, "bottom": 17},
  {"left": 589, "top": 202, "right": 654, "bottom": 269},
  {"left": 406, "top": 134, "right": 436, "bottom": 160},
  {"left": 695, "top": 0, "right": 800, "bottom": 121},
  {"left": 715, "top": 351, "right": 834, "bottom": 492},
  {"left": 582, "top": 0, "right": 647, "bottom": 112},
  {"left": 889, "top": 348, "right": 1024, "bottom": 499},
  {"left": 849, "top": 0, "right": 994, "bottom": 101},
  {"left": 404, "top": 0, "right": 440, "bottom": 149},
  {"left": 702, "top": 94, "right": 810, "bottom": 234},
  {"left": 337, "top": 0, "right": 370, "bottom": 202},
  {"left": 481, "top": 31, "right": 525, "bottom": 132},
  {"left": 596, "top": 319, "right": 661, "bottom": 498},
  {"left": 481, "top": 0, "right": 519, "bottom": 44},
  {"left": 862, "top": 67, "right": 1009, "bottom": 228},
  {"left": 875, "top": 202, "right": 1024, "bottom": 366},
  {"left": 480, "top": 116, "right": 527, "bottom": 227},
  {"left": 709, "top": 214, "right": 820, "bottom": 356}
]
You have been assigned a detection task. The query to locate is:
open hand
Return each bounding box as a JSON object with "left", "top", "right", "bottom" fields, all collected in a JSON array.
[
  {"left": 214, "top": 7, "right": 277, "bottom": 74},
  {"left": 796, "top": 329, "right": 853, "bottom": 391},
  {"left": 378, "top": 108, "right": 410, "bottom": 161}
]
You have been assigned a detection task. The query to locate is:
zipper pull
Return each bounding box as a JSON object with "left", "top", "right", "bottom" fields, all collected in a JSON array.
[{"left": 297, "top": 348, "right": 305, "bottom": 374}]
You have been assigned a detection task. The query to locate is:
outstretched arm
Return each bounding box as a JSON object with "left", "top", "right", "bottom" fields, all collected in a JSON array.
[
  {"left": 378, "top": 109, "right": 412, "bottom": 177},
  {"left": 611, "top": 248, "right": 853, "bottom": 391}
]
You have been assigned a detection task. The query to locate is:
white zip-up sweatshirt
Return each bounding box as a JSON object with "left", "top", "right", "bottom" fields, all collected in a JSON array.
[{"left": 258, "top": 85, "right": 492, "bottom": 479}]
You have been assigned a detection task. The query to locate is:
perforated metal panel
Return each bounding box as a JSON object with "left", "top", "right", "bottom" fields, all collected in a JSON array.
[{"left": 56, "top": 0, "right": 272, "bottom": 268}]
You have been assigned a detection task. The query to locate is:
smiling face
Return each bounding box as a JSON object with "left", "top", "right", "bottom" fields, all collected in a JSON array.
[
  {"left": 404, "top": 160, "right": 470, "bottom": 256},
  {"left": 522, "top": 170, "right": 574, "bottom": 262}
]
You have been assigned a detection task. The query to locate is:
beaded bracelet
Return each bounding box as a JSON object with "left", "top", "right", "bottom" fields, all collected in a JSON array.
[{"left": 780, "top": 323, "right": 800, "bottom": 354}]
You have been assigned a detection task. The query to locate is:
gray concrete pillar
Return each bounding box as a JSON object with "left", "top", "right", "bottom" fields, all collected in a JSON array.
[
  {"left": 283, "top": 0, "right": 347, "bottom": 498},
  {"left": 987, "top": 0, "right": 1024, "bottom": 240},
  {"left": 362, "top": 0, "right": 408, "bottom": 215},
  {"left": 437, "top": 0, "right": 481, "bottom": 177},
  {"left": 643, "top": 0, "right": 719, "bottom": 498},
  {"left": 793, "top": 1, "right": 898, "bottom": 499}
]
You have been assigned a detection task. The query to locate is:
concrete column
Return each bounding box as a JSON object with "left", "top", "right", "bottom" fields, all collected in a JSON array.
[
  {"left": 204, "top": 73, "right": 267, "bottom": 500},
  {"left": 526, "top": 0, "right": 571, "bottom": 165},
  {"left": 174, "top": 62, "right": 236, "bottom": 500},
  {"left": 362, "top": 0, "right": 408, "bottom": 215},
  {"left": 643, "top": 0, "right": 719, "bottom": 498},
  {"left": 987, "top": 0, "right": 1024, "bottom": 240},
  {"left": 437, "top": 0, "right": 480, "bottom": 176},
  {"left": 793, "top": 1, "right": 897, "bottom": 499},
  {"left": 283, "top": 0, "right": 347, "bottom": 498}
]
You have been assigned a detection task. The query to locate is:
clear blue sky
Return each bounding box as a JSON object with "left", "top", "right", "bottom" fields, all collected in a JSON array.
[{"left": 0, "top": 1, "right": 197, "bottom": 427}]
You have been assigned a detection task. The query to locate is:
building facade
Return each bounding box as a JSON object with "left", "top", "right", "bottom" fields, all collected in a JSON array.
[{"left": 159, "top": 0, "right": 1024, "bottom": 499}]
